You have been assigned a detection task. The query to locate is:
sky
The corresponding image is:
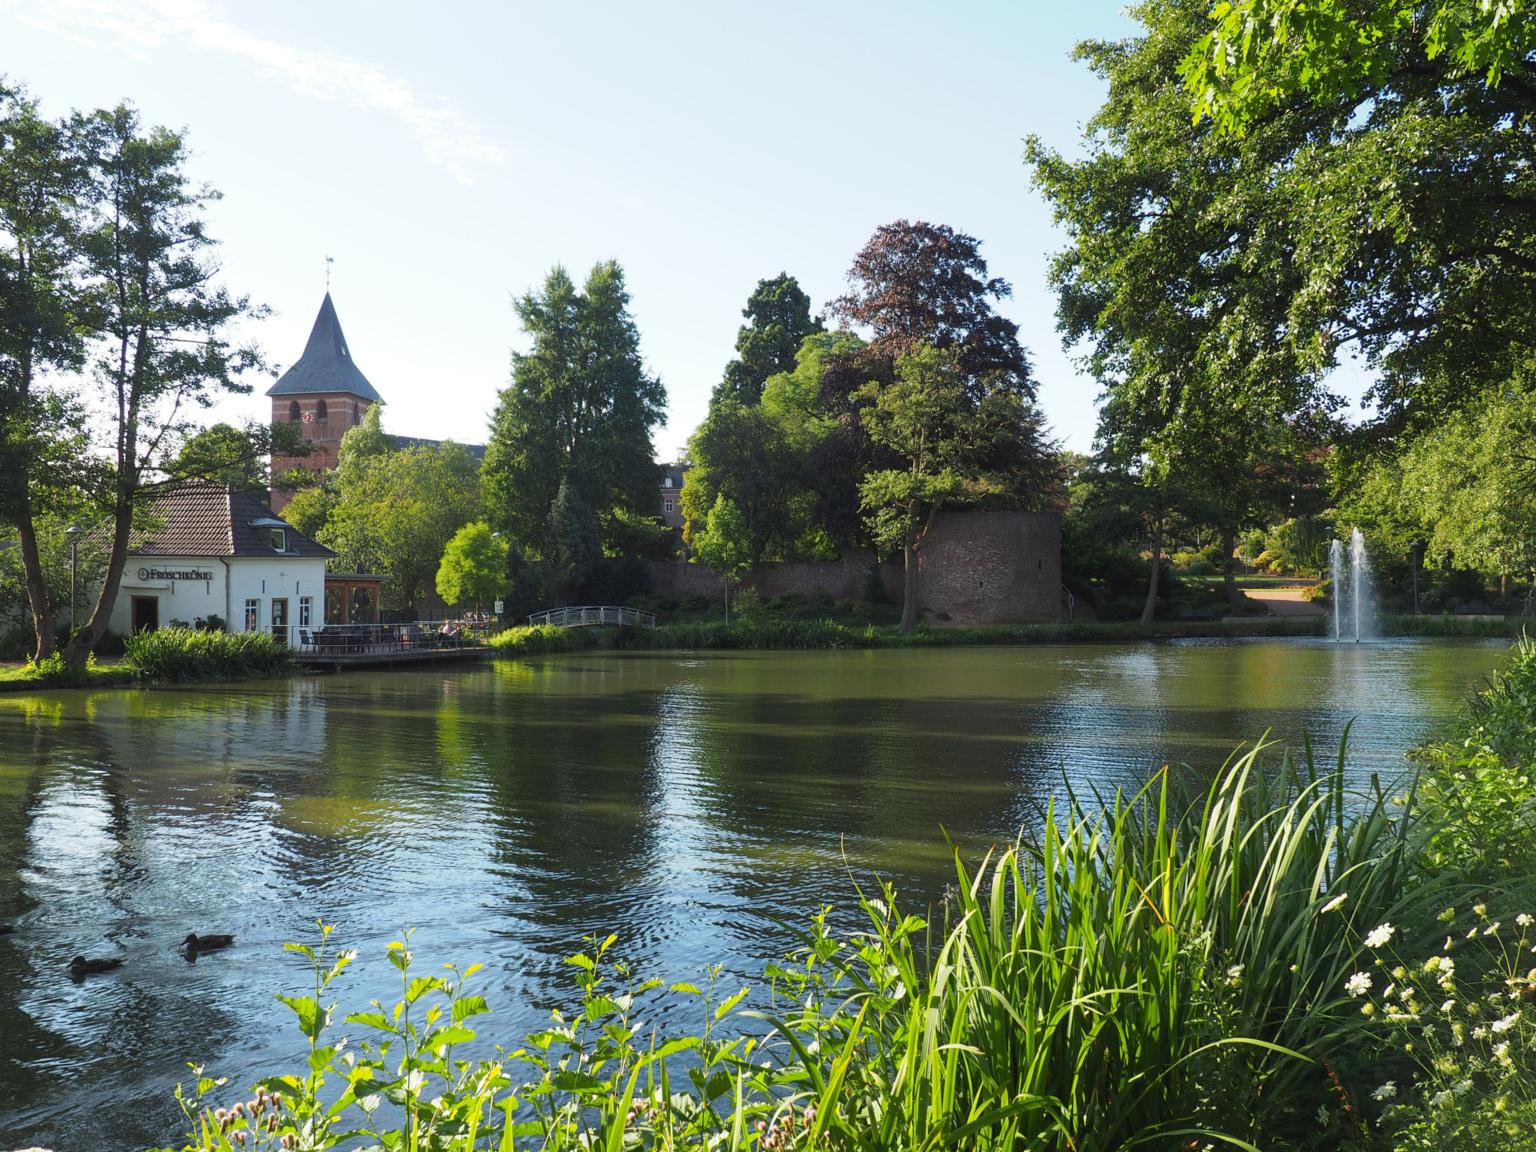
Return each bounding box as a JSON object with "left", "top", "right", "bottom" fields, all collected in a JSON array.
[{"left": 2, "top": 0, "right": 1147, "bottom": 456}]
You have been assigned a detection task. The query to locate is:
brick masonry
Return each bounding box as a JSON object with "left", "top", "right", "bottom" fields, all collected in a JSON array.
[{"left": 645, "top": 510, "right": 1062, "bottom": 624}]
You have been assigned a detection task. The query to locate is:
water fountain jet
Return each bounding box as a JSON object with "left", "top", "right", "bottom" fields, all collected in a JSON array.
[{"left": 1330, "top": 528, "right": 1375, "bottom": 642}]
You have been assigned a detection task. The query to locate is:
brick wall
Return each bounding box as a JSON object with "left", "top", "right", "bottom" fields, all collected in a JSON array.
[
  {"left": 915, "top": 510, "right": 1062, "bottom": 624},
  {"left": 643, "top": 510, "right": 1062, "bottom": 624}
]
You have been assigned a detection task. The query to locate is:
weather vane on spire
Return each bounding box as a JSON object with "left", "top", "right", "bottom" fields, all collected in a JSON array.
[{"left": 325, "top": 255, "right": 334, "bottom": 290}]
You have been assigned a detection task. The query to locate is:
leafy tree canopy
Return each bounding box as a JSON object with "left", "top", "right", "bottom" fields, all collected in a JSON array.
[
  {"left": 482, "top": 262, "right": 665, "bottom": 557},
  {"left": 718, "top": 273, "right": 822, "bottom": 405},
  {"left": 831, "top": 220, "right": 1036, "bottom": 403},
  {"left": 1185, "top": 0, "right": 1536, "bottom": 133},
  {"left": 435, "top": 521, "right": 508, "bottom": 610},
  {"left": 319, "top": 438, "right": 480, "bottom": 615}
]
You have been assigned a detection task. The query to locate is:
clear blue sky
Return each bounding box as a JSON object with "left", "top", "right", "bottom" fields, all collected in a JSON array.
[{"left": 4, "top": 0, "right": 1143, "bottom": 455}]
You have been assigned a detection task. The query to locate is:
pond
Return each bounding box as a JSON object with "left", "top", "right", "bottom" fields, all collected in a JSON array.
[{"left": 0, "top": 638, "right": 1508, "bottom": 1150}]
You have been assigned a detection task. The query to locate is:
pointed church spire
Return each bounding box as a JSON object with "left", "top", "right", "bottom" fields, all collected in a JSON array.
[{"left": 266, "top": 293, "right": 382, "bottom": 402}]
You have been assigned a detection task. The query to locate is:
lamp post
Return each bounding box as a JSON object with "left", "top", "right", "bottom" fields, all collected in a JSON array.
[
  {"left": 1409, "top": 540, "right": 1427, "bottom": 616},
  {"left": 65, "top": 525, "right": 82, "bottom": 636}
]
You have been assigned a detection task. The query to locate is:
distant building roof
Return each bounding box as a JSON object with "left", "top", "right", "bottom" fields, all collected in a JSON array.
[
  {"left": 130, "top": 484, "right": 334, "bottom": 558},
  {"left": 660, "top": 462, "right": 690, "bottom": 490},
  {"left": 266, "top": 293, "right": 382, "bottom": 402},
  {"left": 388, "top": 434, "right": 487, "bottom": 462}
]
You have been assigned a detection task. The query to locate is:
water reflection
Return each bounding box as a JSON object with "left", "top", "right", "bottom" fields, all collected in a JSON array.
[{"left": 0, "top": 638, "right": 1507, "bottom": 1150}]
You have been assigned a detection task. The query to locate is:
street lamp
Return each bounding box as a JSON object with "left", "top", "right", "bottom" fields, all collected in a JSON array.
[
  {"left": 1409, "top": 540, "right": 1427, "bottom": 616},
  {"left": 64, "top": 525, "right": 82, "bottom": 635}
]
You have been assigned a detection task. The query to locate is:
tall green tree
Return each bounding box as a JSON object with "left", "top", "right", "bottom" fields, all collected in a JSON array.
[
  {"left": 546, "top": 475, "right": 601, "bottom": 603},
  {"left": 1176, "top": 0, "right": 1536, "bottom": 438},
  {"left": 680, "top": 396, "right": 803, "bottom": 564},
  {"left": 717, "top": 273, "right": 822, "bottom": 405},
  {"left": 164, "top": 420, "right": 306, "bottom": 490},
  {"left": 1027, "top": 0, "right": 1328, "bottom": 622},
  {"left": 482, "top": 262, "right": 665, "bottom": 556},
  {"left": 0, "top": 81, "right": 92, "bottom": 659},
  {"left": 858, "top": 344, "right": 1035, "bottom": 632},
  {"left": 435, "top": 521, "right": 508, "bottom": 612},
  {"left": 320, "top": 441, "right": 480, "bottom": 615},
  {"left": 691, "top": 493, "right": 751, "bottom": 623},
  {"left": 66, "top": 105, "right": 263, "bottom": 665}
]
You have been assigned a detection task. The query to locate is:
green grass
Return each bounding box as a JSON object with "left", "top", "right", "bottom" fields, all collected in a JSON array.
[
  {"left": 0, "top": 654, "right": 133, "bottom": 690},
  {"left": 488, "top": 616, "right": 1327, "bottom": 657}
]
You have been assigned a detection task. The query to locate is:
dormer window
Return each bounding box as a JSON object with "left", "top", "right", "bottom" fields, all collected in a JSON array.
[{"left": 270, "top": 528, "right": 287, "bottom": 552}]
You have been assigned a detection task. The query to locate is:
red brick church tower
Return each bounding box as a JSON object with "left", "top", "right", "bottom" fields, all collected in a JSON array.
[{"left": 267, "top": 293, "right": 381, "bottom": 511}]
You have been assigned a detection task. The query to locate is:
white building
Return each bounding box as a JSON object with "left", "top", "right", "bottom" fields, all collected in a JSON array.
[{"left": 108, "top": 484, "right": 334, "bottom": 645}]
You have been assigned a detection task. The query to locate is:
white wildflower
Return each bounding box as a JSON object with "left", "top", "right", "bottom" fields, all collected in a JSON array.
[
  {"left": 1225, "top": 963, "right": 1244, "bottom": 987},
  {"left": 1321, "top": 893, "right": 1349, "bottom": 914},
  {"left": 1315, "top": 1105, "right": 1330, "bottom": 1127},
  {"left": 1517, "top": 913, "right": 1533, "bottom": 928},
  {"left": 1495, "top": 1041, "right": 1513, "bottom": 1067},
  {"left": 1365, "top": 923, "right": 1395, "bottom": 949},
  {"left": 1441, "top": 999, "right": 1457, "bottom": 1014},
  {"left": 1475, "top": 903, "right": 1488, "bottom": 917},
  {"left": 1485, "top": 922, "right": 1503, "bottom": 936},
  {"left": 1346, "top": 971, "right": 1373, "bottom": 997},
  {"left": 1491, "top": 1012, "right": 1520, "bottom": 1034},
  {"left": 1424, "top": 955, "right": 1443, "bottom": 973},
  {"left": 1430, "top": 1090, "right": 1452, "bottom": 1108},
  {"left": 1372, "top": 1081, "right": 1397, "bottom": 1101}
]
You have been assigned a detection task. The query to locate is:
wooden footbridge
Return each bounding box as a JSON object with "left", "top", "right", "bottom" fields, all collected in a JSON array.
[{"left": 526, "top": 605, "right": 657, "bottom": 629}]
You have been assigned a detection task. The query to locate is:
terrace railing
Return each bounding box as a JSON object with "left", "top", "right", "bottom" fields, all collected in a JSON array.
[
  {"left": 526, "top": 605, "right": 658, "bottom": 630},
  {"left": 296, "top": 620, "right": 490, "bottom": 657}
]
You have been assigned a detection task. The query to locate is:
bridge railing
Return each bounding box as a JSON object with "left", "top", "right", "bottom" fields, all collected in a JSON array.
[{"left": 527, "top": 605, "right": 658, "bottom": 630}]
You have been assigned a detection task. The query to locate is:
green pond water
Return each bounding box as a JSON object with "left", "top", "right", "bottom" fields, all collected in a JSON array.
[{"left": 0, "top": 638, "right": 1509, "bottom": 1149}]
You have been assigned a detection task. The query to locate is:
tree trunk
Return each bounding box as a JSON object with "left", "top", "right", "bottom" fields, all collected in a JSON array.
[
  {"left": 723, "top": 577, "right": 730, "bottom": 625},
  {"left": 899, "top": 542, "right": 918, "bottom": 633},
  {"left": 1221, "top": 524, "right": 1241, "bottom": 615},
  {"left": 15, "top": 510, "right": 55, "bottom": 662},
  {"left": 64, "top": 476, "right": 135, "bottom": 667},
  {"left": 1140, "top": 516, "right": 1163, "bottom": 626}
]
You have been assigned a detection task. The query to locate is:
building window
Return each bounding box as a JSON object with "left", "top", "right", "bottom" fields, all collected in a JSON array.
[
  {"left": 243, "top": 598, "right": 260, "bottom": 631},
  {"left": 664, "top": 499, "right": 674, "bottom": 512},
  {"left": 353, "top": 403, "right": 361, "bottom": 425},
  {"left": 269, "top": 527, "right": 287, "bottom": 552},
  {"left": 316, "top": 398, "right": 328, "bottom": 422},
  {"left": 289, "top": 400, "right": 301, "bottom": 422},
  {"left": 299, "top": 596, "right": 313, "bottom": 628}
]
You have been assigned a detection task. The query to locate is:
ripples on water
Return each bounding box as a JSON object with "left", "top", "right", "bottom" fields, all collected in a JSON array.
[{"left": 0, "top": 638, "right": 1507, "bottom": 1150}]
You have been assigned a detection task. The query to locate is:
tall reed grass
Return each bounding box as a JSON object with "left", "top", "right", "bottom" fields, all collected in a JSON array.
[{"left": 124, "top": 627, "right": 296, "bottom": 683}]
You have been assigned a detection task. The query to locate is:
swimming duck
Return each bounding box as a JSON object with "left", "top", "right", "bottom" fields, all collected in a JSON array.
[
  {"left": 69, "top": 955, "right": 124, "bottom": 978},
  {"left": 183, "top": 933, "right": 235, "bottom": 952}
]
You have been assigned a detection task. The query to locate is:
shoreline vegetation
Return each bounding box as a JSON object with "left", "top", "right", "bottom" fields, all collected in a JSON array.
[
  {"left": 0, "top": 627, "right": 294, "bottom": 691},
  {"left": 147, "top": 637, "right": 1536, "bottom": 1151},
  {"left": 0, "top": 616, "right": 1519, "bottom": 692},
  {"left": 486, "top": 613, "right": 1521, "bottom": 657}
]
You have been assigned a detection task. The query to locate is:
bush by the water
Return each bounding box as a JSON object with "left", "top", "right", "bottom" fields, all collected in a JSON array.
[
  {"left": 124, "top": 627, "right": 296, "bottom": 683},
  {"left": 157, "top": 640, "right": 1536, "bottom": 1151}
]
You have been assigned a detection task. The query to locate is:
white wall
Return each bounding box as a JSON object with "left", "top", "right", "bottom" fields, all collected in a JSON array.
[
  {"left": 111, "top": 554, "right": 327, "bottom": 645},
  {"left": 228, "top": 557, "right": 327, "bottom": 645}
]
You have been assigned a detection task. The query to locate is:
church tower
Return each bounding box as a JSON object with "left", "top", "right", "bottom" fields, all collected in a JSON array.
[{"left": 267, "top": 293, "right": 381, "bottom": 510}]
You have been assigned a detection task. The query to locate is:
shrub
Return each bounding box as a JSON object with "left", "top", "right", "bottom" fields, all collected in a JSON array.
[
  {"left": 487, "top": 624, "right": 595, "bottom": 655},
  {"left": 124, "top": 627, "right": 296, "bottom": 683}
]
